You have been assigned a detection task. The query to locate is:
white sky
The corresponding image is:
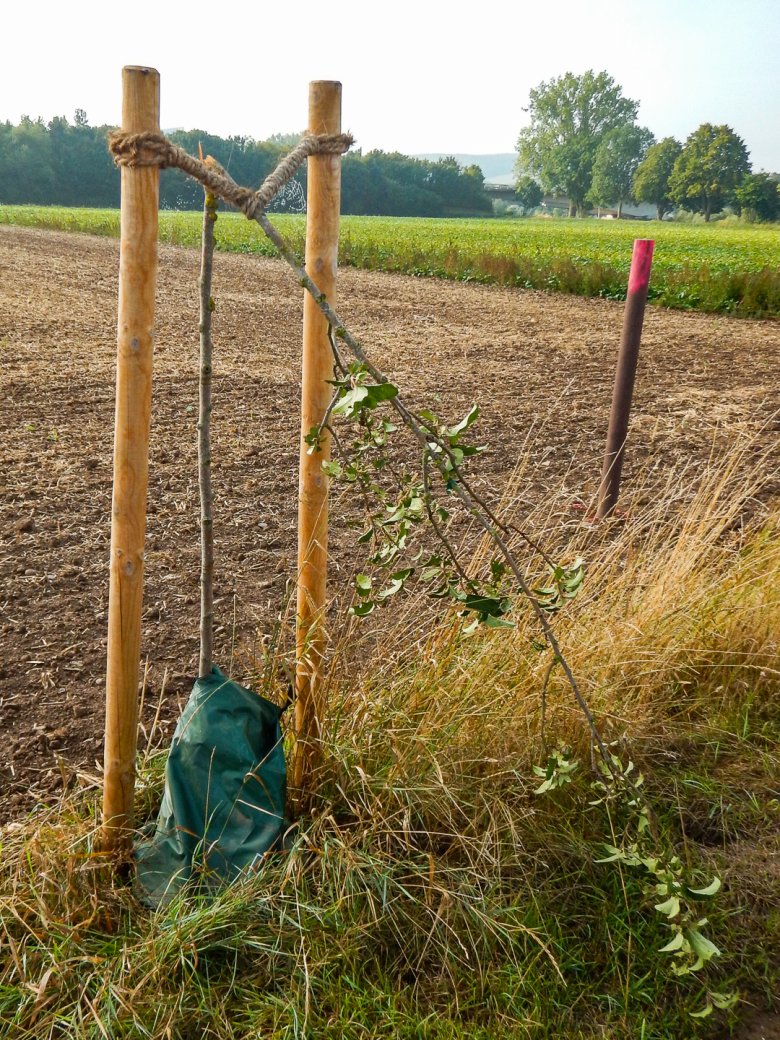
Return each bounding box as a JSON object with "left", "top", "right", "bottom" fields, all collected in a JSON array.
[{"left": 3, "top": 0, "right": 779, "bottom": 171}]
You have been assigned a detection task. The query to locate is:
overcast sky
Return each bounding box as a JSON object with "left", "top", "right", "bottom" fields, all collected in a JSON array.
[{"left": 3, "top": 0, "right": 778, "bottom": 171}]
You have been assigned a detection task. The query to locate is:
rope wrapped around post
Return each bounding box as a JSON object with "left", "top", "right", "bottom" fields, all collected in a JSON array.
[{"left": 109, "top": 130, "right": 354, "bottom": 219}]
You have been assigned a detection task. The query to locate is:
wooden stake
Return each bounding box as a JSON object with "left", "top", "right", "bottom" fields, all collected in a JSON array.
[
  {"left": 597, "top": 239, "right": 654, "bottom": 520},
  {"left": 102, "top": 66, "right": 160, "bottom": 854},
  {"left": 292, "top": 81, "right": 342, "bottom": 799}
]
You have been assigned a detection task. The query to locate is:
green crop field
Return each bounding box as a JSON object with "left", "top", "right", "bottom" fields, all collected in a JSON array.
[{"left": 2, "top": 204, "right": 779, "bottom": 318}]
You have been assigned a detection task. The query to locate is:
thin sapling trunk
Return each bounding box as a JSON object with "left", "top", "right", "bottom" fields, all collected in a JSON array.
[{"left": 198, "top": 169, "right": 217, "bottom": 679}]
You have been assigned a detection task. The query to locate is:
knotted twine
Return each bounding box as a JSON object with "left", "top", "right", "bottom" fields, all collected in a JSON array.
[{"left": 108, "top": 130, "right": 354, "bottom": 219}]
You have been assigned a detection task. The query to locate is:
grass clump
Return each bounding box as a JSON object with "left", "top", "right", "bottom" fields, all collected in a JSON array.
[{"left": 1, "top": 454, "right": 778, "bottom": 1038}]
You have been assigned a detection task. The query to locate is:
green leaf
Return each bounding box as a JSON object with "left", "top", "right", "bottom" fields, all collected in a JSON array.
[
  {"left": 365, "top": 382, "right": 399, "bottom": 406},
  {"left": 377, "top": 583, "right": 402, "bottom": 600},
  {"left": 391, "top": 567, "right": 414, "bottom": 581},
  {"left": 350, "top": 601, "right": 375, "bottom": 617},
  {"left": 654, "top": 896, "right": 681, "bottom": 919},
  {"left": 333, "top": 385, "right": 370, "bottom": 418},
  {"left": 686, "top": 929, "right": 720, "bottom": 963},
  {"left": 595, "top": 844, "right": 624, "bottom": 863},
  {"left": 377, "top": 569, "right": 413, "bottom": 600},
  {"left": 332, "top": 380, "right": 399, "bottom": 419},
  {"left": 305, "top": 425, "right": 322, "bottom": 451},
  {"left": 445, "top": 405, "right": 479, "bottom": 440},
  {"left": 461, "top": 594, "right": 509, "bottom": 617},
  {"left": 686, "top": 877, "right": 721, "bottom": 898},
  {"left": 483, "top": 615, "right": 515, "bottom": 629},
  {"left": 659, "top": 931, "right": 686, "bottom": 953},
  {"left": 689, "top": 1004, "right": 713, "bottom": 1019},
  {"left": 458, "top": 442, "right": 484, "bottom": 458},
  {"left": 355, "top": 574, "right": 373, "bottom": 596},
  {"left": 710, "top": 991, "right": 738, "bottom": 1011}
]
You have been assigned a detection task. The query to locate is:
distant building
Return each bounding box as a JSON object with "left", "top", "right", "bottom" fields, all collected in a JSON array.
[
  {"left": 485, "top": 182, "right": 658, "bottom": 219},
  {"left": 591, "top": 202, "right": 656, "bottom": 220}
]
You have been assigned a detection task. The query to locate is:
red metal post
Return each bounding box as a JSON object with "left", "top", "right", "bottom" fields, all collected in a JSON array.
[{"left": 597, "top": 239, "right": 654, "bottom": 520}]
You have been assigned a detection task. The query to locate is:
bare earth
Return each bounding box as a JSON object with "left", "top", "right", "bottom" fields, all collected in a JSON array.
[{"left": 1, "top": 224, "right": 779, "bottom": 820}]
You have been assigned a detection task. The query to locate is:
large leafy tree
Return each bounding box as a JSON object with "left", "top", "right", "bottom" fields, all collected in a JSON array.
[
  {"left": 515, "top": 174, "right": 543, "bottom": 214},
  {"left": 734, "top": 172, "right": 780, "bottom": 223},
  {"left": 589, "top": 125, "right": 654, "bottom": 217},
  {"left": 632, "top": 137, "right": 682, "bottom": 219},
  {"left": 427, "top": 156, "right": 492, "bottom": 214},
  {"left": 516, "top": 70, "right": 640, "bottom": 216},
  {"left": 669, "top": 124, "right": 750, "bottom": 221}
]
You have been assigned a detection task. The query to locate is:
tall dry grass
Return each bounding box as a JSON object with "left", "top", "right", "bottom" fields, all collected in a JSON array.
[{"left": 0, "top": 440, "right": 778, "bottom": 1038}]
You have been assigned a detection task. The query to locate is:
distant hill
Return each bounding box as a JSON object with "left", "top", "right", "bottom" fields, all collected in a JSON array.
[{"left": 414, "top": 153, "right": 517, "bottom": 185}]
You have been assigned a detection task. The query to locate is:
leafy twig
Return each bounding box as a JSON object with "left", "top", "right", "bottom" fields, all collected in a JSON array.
[{"left": 251, "top": 208, "right": 616, "bottom": 772}]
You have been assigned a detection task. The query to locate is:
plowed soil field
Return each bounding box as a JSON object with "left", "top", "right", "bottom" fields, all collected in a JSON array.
[{"left": 1, "top": 224, "right": 779, "bottom": 820}]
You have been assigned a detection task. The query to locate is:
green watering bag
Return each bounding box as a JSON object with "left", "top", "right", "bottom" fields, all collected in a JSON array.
[{"left": 135, "top": 665, "right": 287, "bottom": 905}]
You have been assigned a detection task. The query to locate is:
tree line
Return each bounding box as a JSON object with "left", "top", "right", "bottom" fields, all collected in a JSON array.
[
  {"left": 3, "top": 87, "right": 776, "bottom": 223},
  {"left": 515, "top": 70, "right": 779, "bottom": 222},
  {"left": 0, "top": 113, "right": 492, "bottom": 217}
]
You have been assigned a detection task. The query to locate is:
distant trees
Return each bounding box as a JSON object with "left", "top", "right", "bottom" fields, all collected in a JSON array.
[
  {"left": 337, "top": 152, "right": 491, "bottom": 216},
  {"left": 0, "top": 115, "right": 492, "bottom": 218},
  {"left": 734, "top": 172, "right": 779, "bottom": 223},
  {"left": 161, "top": 130, "right": 286, "bottom": 210},
  {"left": 515, "top": 73, "right": 773, "bottom": 222},
  {"left": 2, "top": 102, "right": 773, "bottom": 224},
  {"left": 0, "top": 118, "right": 56, "bottom": 205},
  {"left": 668, "top": 124, "right": 750, "bottom": 221},
  {"left": 517, "top": 70, "right": 640, "bottom": 216},
  {"left": 632, "top": 137, "right": 682, "bottom": 219},
  {"left": 0, "top": 114, "right": 118, "bottom": 208},
  {"left": 589, "top": 125, "right": 654, "bottom": 217},
  {"left": 514, "top": 174, "right": 543, "bottom": 214}
]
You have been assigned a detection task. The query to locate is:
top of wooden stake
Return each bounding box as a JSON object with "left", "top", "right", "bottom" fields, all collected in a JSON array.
[
  {"left": 122, "top": 67, "right": 160, "bottom": 134},
  {"left": 308, "top": 81, "right": 341, "bottom": 136}
]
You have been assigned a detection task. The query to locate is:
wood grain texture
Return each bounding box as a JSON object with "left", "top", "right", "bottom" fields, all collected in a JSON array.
[
  {"left": 293, "top": 81, "right": 342, "bottom": 798},
  {"left": 102, "top": 66, "right": 160, "bottom": 851}
]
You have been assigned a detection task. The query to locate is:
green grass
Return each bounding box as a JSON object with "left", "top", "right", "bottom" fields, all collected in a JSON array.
[
  {"left": 1, "top": 449, "right": 778, "bottom": 1038},
  {"left": 2, "top": 204, "right": 779, "bottom": 318}
]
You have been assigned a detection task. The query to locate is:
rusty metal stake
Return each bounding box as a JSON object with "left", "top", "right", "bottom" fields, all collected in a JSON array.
[{"left": 597, "top": 239, "right": 654, "bottom": 520}]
